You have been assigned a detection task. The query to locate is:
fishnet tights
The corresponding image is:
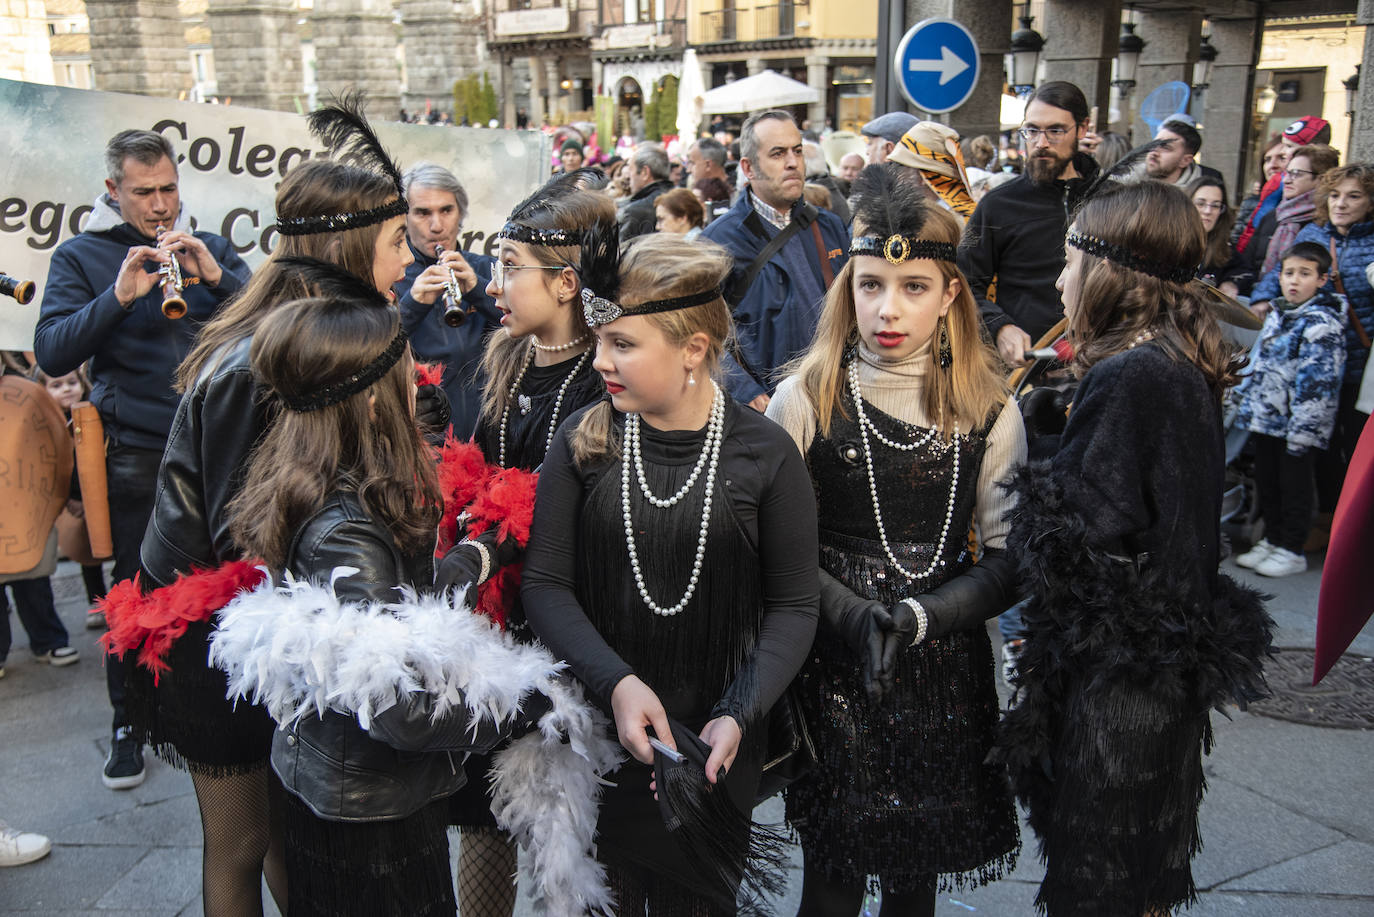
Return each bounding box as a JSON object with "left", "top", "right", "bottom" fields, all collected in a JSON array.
[
  {"left": 457, "top": 826, "right": 517, "bottom": 917},
  {"left": 607, "top": 864, "right": 726, "bottom": 917},
  {"left": 190, "top": 766, "right": 287, "bottom": 917}
]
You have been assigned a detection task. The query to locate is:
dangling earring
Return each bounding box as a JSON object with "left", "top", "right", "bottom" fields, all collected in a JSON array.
[
  {"left": 938, "top": 317, "right": 953, "bottom": 370},
  {"left": 687, "top": 368, "right": 696, "bottom": 386}
]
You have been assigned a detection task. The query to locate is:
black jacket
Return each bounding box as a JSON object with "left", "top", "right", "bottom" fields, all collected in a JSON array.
[
  {"left": 618, "top": 179, "right": 674, "bottom": 241},
  {"left": 958, "top": 153, "right": 1099, "bottom": 343},
  {"left": 271, "top": 492, "right": 515, "bottom": 822}
]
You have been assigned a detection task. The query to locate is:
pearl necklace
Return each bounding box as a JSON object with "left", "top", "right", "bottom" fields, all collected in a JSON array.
[
  {"left": 1126, "top": 328, "right": 1155, "bottom": 349},
  {"left": 847, "top": 360, "right": 961, "bottom": 583},
  {"left": 498, "top": 345, "right": 591, "bottom": 467},
  {"left": 622, "top": 381, "right": 725, "bottom": 616},
  {"left": 532, "top": 332, "right": 589, "bottom": 353}
]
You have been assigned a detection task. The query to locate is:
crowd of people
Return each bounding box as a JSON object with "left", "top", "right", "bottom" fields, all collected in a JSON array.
[{"left": 1, "top": 74, "right": 1367, "bottom": 917}]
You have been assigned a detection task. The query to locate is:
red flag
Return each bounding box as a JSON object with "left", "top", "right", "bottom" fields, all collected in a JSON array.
[{"left": 1314, "top": 415, "right": 1374, "bottom": 683}]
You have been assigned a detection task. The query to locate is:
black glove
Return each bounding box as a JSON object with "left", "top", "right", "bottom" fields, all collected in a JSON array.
[
  {"left": 879, "top": 600, "right": 918, "bottom": 695},
  {"left": 415, "top": 383, "right": 452, "bottom": 439},
  {"left": 436, "top": 529, "right": 522, "bottom": 605},
  {"left": 818, "top": 569, "right": 892, "bottom": 705}
]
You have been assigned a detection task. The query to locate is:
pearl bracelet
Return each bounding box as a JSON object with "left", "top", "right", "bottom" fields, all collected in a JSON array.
[
  {"left": 461, "top": 538, "right": 492, "bottom": 586},
  {"left": 901, "top": 598, "right": 929, "bottom": 647}
]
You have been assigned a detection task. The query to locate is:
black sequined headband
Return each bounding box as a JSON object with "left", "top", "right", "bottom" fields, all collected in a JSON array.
[
  {"left": 276, "top": 197, "right": 409, "bottom": 237},
  {"left": 582, "top": 286, "right": 722, "bottom": 328},
  {"left": 850, "top": 234, "right": 957, "bottom": 264},
  {"left": 1066, "top": 230, "right": 1196, "bottom": 284},
  {"left": 279, "top": 328, "right": 409, "bottom": 413},
  {"left": 497, "top": 222, "right": 580, "bottom": 247}
]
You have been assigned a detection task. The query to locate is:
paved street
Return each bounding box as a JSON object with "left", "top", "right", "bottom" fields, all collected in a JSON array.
[{"left": 2, "top": 554, "right": 1372, "bottom": 916}]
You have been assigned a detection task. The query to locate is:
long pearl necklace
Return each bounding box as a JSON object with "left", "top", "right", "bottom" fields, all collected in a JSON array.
[
  {"left": 498, "top": 344, "right": 591, "bottom": 467},
  {"left": 622, "top": 381, "right": 725, "bottom": 616},
  {"left": 847, "top": 359, "right": 960, "bottom": 583},
  {"left": 532, "top": 332, "right": 589, "bottom": 353}
]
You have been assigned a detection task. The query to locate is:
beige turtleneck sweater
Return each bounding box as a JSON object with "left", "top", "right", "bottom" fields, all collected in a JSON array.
[{"left": 765, "top": 345, "right": 1026, "bottom": 550}]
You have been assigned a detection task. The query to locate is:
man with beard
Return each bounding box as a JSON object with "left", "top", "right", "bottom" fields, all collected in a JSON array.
[
  {"left": 1144, "top": 116, "right": 1202, "bottom": 186},
  {"left": 958, "top": 81, "right": 1099, "bottom": 368},
  {"left": 395, "top": 162, "right": 498, "bottom": 436}
]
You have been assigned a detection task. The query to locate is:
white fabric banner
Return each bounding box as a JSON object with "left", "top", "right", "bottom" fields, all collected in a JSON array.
[{"left": 0, "top": 78, "right": 551, "bottom": 350}]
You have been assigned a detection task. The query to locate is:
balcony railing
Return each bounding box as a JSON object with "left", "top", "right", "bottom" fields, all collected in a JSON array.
[
  {"left": 755, "top": 2, "right": 806, "bottom": 39},
  {"left": 699, "top": 9, "right": 736, "bottom": 43}
]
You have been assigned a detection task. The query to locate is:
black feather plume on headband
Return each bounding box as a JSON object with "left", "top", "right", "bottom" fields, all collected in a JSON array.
[
  {"left": 307, "top": 92, "right": 405, "bottom": 197},
  {"left": 576, "top": 213, "right": 621, "bottom": 304},
  {"left": 849, "top": 162, "right": 931, "bottom": 240},
  {"left": 274, "top": 255, "right": 390, "bottom": 309},
  {"left": 507, "top": 168, "right": 607, "bottom": 223},
  {"left": 1072, "top": 138, "right": 1169, "bottom": 215}
]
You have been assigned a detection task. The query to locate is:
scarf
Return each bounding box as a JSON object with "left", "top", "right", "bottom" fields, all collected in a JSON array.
[
  {"left": 1237, "top": 173, "right": 1283, "bottom": 254},
  {"left": 1262, "top": 190, "right": 1316, "bottom": 275}
]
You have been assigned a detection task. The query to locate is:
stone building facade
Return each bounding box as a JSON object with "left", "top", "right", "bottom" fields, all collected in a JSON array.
[
  {"left": 85, "top": 0, "right": 190, "bottom": 98},
  {"left": 311, "top": 0, "right": 401, "bottom": 119},
  {"left": 205, "top": 0, "right": 302, "bottom": 112},
  {"left": 0, "top": 0, "right": 57, "bottom": 85},
  {"left": 400, "top": 0, "right": 489, "bottom": 118}
]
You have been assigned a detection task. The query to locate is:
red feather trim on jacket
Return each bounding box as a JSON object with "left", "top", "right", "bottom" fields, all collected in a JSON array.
[
  {"left": 415, "top": 361, "right": 445, "bottom": 388},
  {"left": 99, "top": 560, "right": 267, "bottom": 681},
  {"left": 434, "top": 436, "right": 540, "bottom": 630}
]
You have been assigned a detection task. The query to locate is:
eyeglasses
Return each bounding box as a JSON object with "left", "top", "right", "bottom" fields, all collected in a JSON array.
[
  {"left": 1019, "top": 126, "right": 1072, "bottom": 143},
  {"left": 1284, "top": 168, "right": 1316, "bottom": 181},
  {"left": 1193, "top": 200, "right": 1225, "bottom": 213},
  {"left": 490, "top": 261, "right": 566, "bottom": 291}
]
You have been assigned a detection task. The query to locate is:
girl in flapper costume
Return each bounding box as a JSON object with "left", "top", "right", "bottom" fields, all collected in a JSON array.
[
  {"left": 443, "top": 172, "right": 616, "bottom": 916},
  {"left": 998, "top": 180, "right": 1271, "bottom": 916},
  {"left": 767, "top": 164, "right": 1023, "bottom": 916},
  {"left": 522, "top": 234, "right": 820, "bottom": 915},
  {"left": 208, "top": 295, "right": 615, "bottom": 917},
  {"left": 103, "top": 99, "right": 451, "bottom": 917}
]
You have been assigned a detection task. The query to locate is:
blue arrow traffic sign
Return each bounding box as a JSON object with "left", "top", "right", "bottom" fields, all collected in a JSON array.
[{"left": 894, "top": 18, "right": 980, "bottom": 114}]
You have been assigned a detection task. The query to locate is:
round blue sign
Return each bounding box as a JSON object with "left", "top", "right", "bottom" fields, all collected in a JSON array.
[{"left": 894, "top": 18, "right": 981, "bottom": 114}]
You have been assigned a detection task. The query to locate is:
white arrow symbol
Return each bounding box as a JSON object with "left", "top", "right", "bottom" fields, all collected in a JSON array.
[{"left": 908, "top": 46, "right": 970, "bottom": 86}]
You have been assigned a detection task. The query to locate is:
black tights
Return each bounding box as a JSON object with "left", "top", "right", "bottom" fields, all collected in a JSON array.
[
  {"left": 607, "top": 864, "right": 729, "bottom": 917},
  {"left": 796, "top": 853, "right": 935, "bottom": 917},
  {"left": 190, "top": 765, "right": 287, "bottom": 917}
]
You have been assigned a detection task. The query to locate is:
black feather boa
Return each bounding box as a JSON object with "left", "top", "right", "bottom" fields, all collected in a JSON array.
[{"left": 995, "top": 459, "right": 1273, "bottom": 820}]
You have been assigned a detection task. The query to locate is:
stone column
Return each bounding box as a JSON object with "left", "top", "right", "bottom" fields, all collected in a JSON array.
[
  {"left": 1041, "top": 0, "right": 1121, "bottom": 124},
  {"left": 500, "top": 54, "right": 518, "bottom": 129},
  {"left": 206, "top": 0, "right": 302, "bottom": 112},
  {"left": 1353, "top": 0, "right": 1374, "bottom": 162},
  {"left": 311, "top": 0, "right": 401, "bottom": 121},
  {"left": 805, "top": 54, "right": 829, "bottom": 130},
  {"left": 544, "top": 57, "right": 562, "bottom": 123},
  {"left": 86, "top": 0, "right": 190, "bottom": 97},
  {"left": 1131, "top": 7, "right": 1202, "bottom": 143},
  {"left": 903, "top": 0, "right": 1009, "bottom": 140},
  {"left": 528, "top": 54, "right": 546, "bottom": 126},
  {"left": 400, "top": 0, "right": 487, "bottom": 118},
  {"left": 746, "top": 56, "right": 766, "bottom": 76},
  {"left": 1202, "top": 15, "right": 1261, "bottom": 201}
]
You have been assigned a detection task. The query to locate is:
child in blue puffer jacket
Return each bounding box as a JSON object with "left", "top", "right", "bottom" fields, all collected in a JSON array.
[{"left": 1235, "top": 242, "right": 1348, "bottom": 577}]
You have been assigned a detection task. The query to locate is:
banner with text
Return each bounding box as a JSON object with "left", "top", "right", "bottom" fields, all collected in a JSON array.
[{"left": 0, "top": 78, "right": 552, "bottom": 350}]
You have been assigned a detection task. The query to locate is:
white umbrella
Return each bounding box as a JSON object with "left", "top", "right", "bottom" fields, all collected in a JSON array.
[
  {"left": 1000, "top": 94, "right": 1025, "bottom": 131},
  {"left": 699, "top": 69, "right": 820, "bottom": 115},
  {"left": 676, "top": 48, "right": 707, "bottom": 141}
]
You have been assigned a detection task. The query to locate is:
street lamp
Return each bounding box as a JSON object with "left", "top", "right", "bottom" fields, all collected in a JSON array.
[
  {"left": 1345, "top": 66, "right": 1360, "bottom": 120},
  {"left": 1255, "top": 84, "right": 1277, "bottom": 118},
  {"left": 1192, "top": 34, "right": 1217, "bottom": 93},
  {"left": 1008, "top": 11, "right": 1045, "bottom": 96},
  {"left": 1113, "top": 21, "right": 1146, "bottom": 101}
]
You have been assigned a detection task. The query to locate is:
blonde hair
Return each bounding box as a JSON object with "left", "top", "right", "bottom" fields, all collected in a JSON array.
[
  {"left": 787, "top": 204, "right": 1007, "bottom": 440},
  {"left": 570, "top": 235, "right": 734, "bottom": 466},
  {"left": 476, "top": 190, "right": 617, "bottom": 425}
]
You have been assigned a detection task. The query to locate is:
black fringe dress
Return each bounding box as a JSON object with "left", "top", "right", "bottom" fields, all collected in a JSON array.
[
  {"left": 997, "top": 343, "right": 1273, "bottom": 916},
  {"left": 450, "top": 348, "right": 602, "bottom": 828},
  {"left": 522, "top": 398, "right": 819, "bottom": 912},
  {"left": 785, "top": 389, "right": 1020, "bottom": 894}
]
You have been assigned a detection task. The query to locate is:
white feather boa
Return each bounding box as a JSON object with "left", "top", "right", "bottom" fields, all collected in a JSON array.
[{"left": 207, "top": 567, "right": 622, "bottom": 916}]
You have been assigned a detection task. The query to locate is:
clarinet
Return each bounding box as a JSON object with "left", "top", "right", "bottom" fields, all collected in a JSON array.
[
  {"left": 0, "top": 273, "right": 35, "bottom": 304},
  {"left": 155, "top": 224, "right": 194, "bottom": 319},
  {"left": 435, "top": 245, "right": 468, "bottom": 327}
]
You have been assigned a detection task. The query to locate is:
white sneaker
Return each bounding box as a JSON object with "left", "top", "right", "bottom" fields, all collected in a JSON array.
[
  {"left": 1001, "top": 639, "right": 1026, "bottom": 687},
  {"left": 1255, "top": 547, "right": 1307, "bottom": 578},
  {"left": 1235, "top": 539, "right": 1276, "bottom": 569},
  {"left": 0, "top": 822, "right": 51, "bottom": 867},
  {"left": 33, "top": 646, "right": 79, "bottom": 666}
]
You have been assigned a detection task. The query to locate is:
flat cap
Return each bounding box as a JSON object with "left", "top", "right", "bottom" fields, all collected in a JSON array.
[{"left": 860, "top": 111, "right": 920, "bottom": 144}]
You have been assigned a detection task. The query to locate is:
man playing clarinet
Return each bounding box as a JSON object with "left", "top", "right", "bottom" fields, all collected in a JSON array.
[{"left": 33, "top": 128, "right": 249, "bottom": 791}]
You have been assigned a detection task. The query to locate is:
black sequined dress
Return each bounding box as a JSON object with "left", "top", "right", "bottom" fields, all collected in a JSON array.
[
  {"left": 785, "top": 388, "right": 1019, "bottom": 894},
  {"left": 451, "top": 347, "right": 602, "bottom": 829}
]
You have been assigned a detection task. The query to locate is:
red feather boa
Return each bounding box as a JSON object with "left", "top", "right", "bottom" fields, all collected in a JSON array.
[
  {"left": 415, "top": 361, "right": 445, "bottom": 388},
  {"left": 435, "top": 436, "right": 538, "bottom": 629},
  {"left": 99, "top": 561, "right": 267, "bottom": 681}
]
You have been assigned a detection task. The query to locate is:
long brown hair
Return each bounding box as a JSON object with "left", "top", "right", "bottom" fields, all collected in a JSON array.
[
  {"left": 177, "top": 160, "right": 399, "bottom": 391},
  {"left": 1185, "top": 176, "right": 1235, "bottom": 272},
  {"left": 570, "top": 235, "right": 733, "bottom": 466},
  {"left": 1068, "top": 181, "right": 1243, "bottom": 396},
  {"left": 227, "top": 298, "right": 440, "bottom": 568},
  {"left": 476, "top": 189, "right": 617, "bottom": 424},
  {"left": 787, "top": 205, "right": 1007, "bottom": 441}
]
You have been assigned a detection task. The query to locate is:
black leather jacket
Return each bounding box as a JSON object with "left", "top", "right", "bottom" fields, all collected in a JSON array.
[
  {"left": 272, "top": 492, "right": 518, "bottom": 822},
  {"left": 140, "top": 338, "right": 265, "bottom": 586}
]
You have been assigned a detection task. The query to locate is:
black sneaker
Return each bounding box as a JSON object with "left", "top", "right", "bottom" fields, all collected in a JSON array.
[{"left": 103, "top": 727, "right": 145, "bottom": 790}]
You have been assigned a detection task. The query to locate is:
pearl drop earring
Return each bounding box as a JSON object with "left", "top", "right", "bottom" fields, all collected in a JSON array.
[{"left": 687, "top": 368, "right": 696, "bottom": 386}]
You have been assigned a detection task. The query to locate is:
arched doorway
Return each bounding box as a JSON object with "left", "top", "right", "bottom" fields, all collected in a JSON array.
[{"left": 615, "top": 76, "right": 644, "bottom": 140}]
